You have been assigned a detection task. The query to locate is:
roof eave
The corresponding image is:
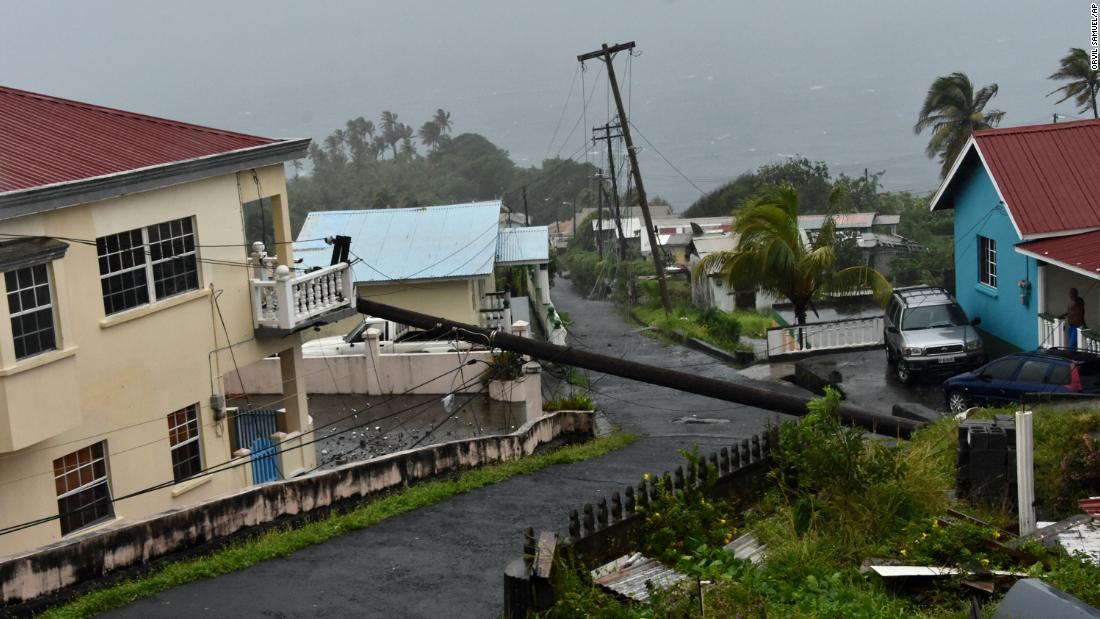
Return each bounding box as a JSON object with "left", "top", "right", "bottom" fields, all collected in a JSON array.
[
  {"left": 929, "top": 137, "right": 977, "bottom": 212},
  {"left": 0, "top": 138, "right": 311, "bottom": 221},
  {"left": 1015, "top": 245, "right": 1100, "bottom": 281}
]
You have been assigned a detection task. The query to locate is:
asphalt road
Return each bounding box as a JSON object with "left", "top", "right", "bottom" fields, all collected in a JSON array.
[{"left": 107, "top": 281, "right": 786, "bottom": 618}]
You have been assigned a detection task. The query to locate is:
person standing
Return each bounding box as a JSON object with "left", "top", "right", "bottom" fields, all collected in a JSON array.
[{"left": 1063, "top": 287, "right": 1086, "bottom": 351}]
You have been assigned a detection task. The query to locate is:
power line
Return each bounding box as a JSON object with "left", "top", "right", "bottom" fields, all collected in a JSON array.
[{"left": 628, "top": 120, "right": 707, "bottom": 196}]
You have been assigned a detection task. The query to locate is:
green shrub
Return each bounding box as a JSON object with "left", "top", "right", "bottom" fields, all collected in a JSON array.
[
  {"left": 700, "top": 307, "right": 741, "bottom": 346},
  {"left": 481, "top": 350, "right": 524, "bottom": 382},
  {"left": 543, "top": 392, "right": 594, "bottom": 412}
]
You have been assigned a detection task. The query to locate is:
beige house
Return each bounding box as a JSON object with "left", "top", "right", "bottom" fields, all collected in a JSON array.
[
  {"left": 295, "top": 202, "right": 552, "bottom": 335},
  {"left": 0, "top": 87, "right": 348, "bottom": 557}
]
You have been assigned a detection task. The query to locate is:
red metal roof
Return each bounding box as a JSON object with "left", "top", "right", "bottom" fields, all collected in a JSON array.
[
  {"left": 972, "top": 119, "right": 1100, "bottom": 237},
  {"left": 0, "top": 86, "right": 277, "bottom": 194},
  {"left": 1016, "top": 229, "right": 1100, "bottom": 278}
]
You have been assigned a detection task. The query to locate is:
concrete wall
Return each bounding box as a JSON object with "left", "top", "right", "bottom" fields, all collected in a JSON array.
[
  {"left": 0, "top": 411, "right": 595, "bottom": 607},
  {"left": 952, "top": 166, "right": 1038, "bottom": 352},
  {"left": 0, "top": 165, "right": 315, "bottom": 557},
  {"left": 224, "top": 346, "right": 493, "bottom": 395}
]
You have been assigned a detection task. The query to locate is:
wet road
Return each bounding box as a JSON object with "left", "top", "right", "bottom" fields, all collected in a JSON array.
[{"left": 108, "top": 280, "right": 786, "bottom": 618}]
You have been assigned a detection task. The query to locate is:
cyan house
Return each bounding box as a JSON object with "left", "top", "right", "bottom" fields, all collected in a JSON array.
[{"left": 931, "top": 119, "right": 1100, "bottom": 354}]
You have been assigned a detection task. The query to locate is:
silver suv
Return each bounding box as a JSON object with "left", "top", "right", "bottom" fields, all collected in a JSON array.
[{"left": 884, "top": 286, "right": 984, "bottom": 384}]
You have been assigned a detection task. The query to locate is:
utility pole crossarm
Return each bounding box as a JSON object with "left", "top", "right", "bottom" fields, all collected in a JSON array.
[{"left": 577, "top": 41, "right": 635, "bottom": 62}]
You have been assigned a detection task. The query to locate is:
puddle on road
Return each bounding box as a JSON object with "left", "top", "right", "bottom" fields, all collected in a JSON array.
[{"left": 672, "top": 416, "right": 731, "bottom": 425}]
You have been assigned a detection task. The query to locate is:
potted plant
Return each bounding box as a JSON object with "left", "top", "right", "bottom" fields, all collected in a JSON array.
[{"left": 482, "top": 351, "right": 527, "bottom": 402}]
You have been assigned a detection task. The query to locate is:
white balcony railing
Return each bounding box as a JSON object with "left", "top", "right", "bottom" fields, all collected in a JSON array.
[
  {"left": 1038, "top": 313, "right": 1100, "bottom": 353},
  {"left": 249, "top": 245, "right": 355, "bottom": 331},
  {"left": 765, "top": 316, "right": 884, "bottom": 359}
]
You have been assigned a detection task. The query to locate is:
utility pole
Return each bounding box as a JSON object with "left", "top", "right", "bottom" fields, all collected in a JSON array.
[
  {"left": 522, "top": 185, "right": 530, "bottom": 226},
  {"left": 593, "top": 123, "right": 628, "bottom": 260},
  {"left": 579, "top": 41, "right": 672, "bottom": 314},
  {"left": 572, "top": 199, "right": 577, "bottom": 239},
  {"left": 356, "top": 297, "right": 922, "bottom": 438},
  {"left": 595, "top": 178, "right": 604, "bottom": 259}
]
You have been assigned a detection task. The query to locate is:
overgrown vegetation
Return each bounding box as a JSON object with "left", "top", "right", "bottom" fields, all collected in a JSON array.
[
  {"left": 628, "top": 280, "right": 772, "bottom": 354},
  {"left": 546, "top": 393, "right": 1100, "bottom": 618},
  {"left": 481, "top": 350, "right": 525, "bottom": 383},
  {"left": 43, "top": 433, "right": 638, "bottom": 619},
  {"left": 543, "top": 392, "right": 595, "bottom": 412}
]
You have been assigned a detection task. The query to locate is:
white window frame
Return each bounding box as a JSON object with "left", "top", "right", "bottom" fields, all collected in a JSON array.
[
  {"left": 97, "top": 217, "right": 199, "bottom": 316},
  {"left": 53, "top": 441, "right": 113, "bottom": 535},
  {"left": 5, "top": 263, "right": 57, "bottom": 360},
  {"left": 167, "top": 404, "right": 202, "bottom": 482},
  {"left": 979, "top": 235, "right": 997, "bottom": 288}
]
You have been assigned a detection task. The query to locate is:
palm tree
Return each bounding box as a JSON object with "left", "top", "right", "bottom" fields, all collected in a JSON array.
[
  {"left": 418, "top": 120, "right": 442, "bottom": 149},
  {"left": 380, "top": 111, "right": 401, "bottom": 158},
  {"left": 433, "top": 109, "right": 452, "bottom": 135},
  {"left": 1049, "top": 47, "right": 1099, "bottom": 119},
  {"left": 694, "top": 184, "right": 891, "bottom": 327},
  {"left": 398, "top": 123, "right": 417, "bottom": 158},
  {"left": 914, "top": 72, "right": 1005, "bottom": 178}
]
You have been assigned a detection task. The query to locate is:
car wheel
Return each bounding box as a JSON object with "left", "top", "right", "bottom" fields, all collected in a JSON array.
[
  {"left": 896, "top": 359, "right": 913, "bottom": 384},
  {"left": 947, "top": 390, "right": 969, "bottom": 415}
]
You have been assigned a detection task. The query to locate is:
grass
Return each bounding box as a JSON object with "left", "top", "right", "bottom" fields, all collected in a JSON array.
[{"left": 41, "top": 432, "right": 637, "bottom": 619}]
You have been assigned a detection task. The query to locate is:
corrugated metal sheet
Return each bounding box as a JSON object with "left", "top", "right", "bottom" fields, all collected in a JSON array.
[
  {"left": 591, "top": 553, "right": 687, "bottom": 602},
  {"left": 294, "top": 202, "right": 502, "bottom": 283},
  {"left": 1015, "top": 230, "right": 1100, "bottom": 279},
  {"left": 691, "top": 234, "right": 736, "bottom": 258},
  {"left": 496, "top": 226, "right": 549, "bottom": 265},
  {"left": 798, "top": 212, "right": 877, "bottom": 230},
  {"left": 973, "top": 119, "right": 1100, "bottom": 236},
  {"left": 0, "top": 86, "right": 277, "bottom": 193}
]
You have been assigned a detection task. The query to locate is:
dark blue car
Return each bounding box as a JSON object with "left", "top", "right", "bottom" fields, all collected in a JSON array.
[{"left": 943, "top": 349, "right": 1100, "bottom": 414}]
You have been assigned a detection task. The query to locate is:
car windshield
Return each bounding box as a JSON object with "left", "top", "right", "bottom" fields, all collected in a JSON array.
[{"left": 902, "top": 304, "right": 969, "bottom": 330}]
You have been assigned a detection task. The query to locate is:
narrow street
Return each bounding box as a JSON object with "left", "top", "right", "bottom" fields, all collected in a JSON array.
[{"left": 108, "top": 281, "right": 788, "bottom": 618}]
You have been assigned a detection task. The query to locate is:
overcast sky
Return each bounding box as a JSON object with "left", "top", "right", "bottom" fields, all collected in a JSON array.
[{"left": 0, "top": 0, "right": 1084, "bottom": 207}]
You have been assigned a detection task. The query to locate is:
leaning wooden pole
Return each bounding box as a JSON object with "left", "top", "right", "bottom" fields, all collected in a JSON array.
[{"left": 356, "top": 298, "right": 921, "bottom": 438}]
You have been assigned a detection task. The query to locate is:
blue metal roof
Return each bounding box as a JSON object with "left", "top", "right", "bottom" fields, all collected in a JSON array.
[
  {"left": 294, "top": 201, "right": 502, "bottom": 283},
  {"left": 496, "top": 226, "right": 549, "bottom": 265}
]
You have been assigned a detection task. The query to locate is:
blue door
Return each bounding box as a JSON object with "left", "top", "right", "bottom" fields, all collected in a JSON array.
[{"left": 235, "top": 410, "right": 280, "bottom": 483}]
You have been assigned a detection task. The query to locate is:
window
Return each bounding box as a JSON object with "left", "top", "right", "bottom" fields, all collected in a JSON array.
[
  {"left": 5, "top": 264, "right": 56, "bottom": 360},
  {"left": 901, "top": 304, "right": 969, "bottom": 331},
  {"left": 979, "top": 235, "right": 997, "bottom": 287},
  {"left": 1015, "top": 360, "right": 1051, "bottom": 383},
  {"left": 1047, "top": 364, "right": 1071, "bottom": 386},
  {"left": 981, "top": 358, "right": 1019, "bottom": 380},
  {"left": 167, "top": 404, "right": 202, "bottom": 482},
  {"left": 96, "top": 217, "right": 198, "bottom": 315},
  {"left": 53, "top": 442, "right": 113, "bottom": 535}
]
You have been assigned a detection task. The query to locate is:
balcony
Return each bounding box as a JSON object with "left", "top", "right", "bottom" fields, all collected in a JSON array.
[
  {"left": 249, "top": 245, "right": 357, "bottom": 334},
  {"left": 1038, "top": 313, "right": 1100, "bottom": 353}
]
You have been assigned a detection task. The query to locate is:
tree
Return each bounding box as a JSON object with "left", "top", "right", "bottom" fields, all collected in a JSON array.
[
  {"left": 434, "top": 109, "right": 453, "bottom": 135},
  {"left": 418, "top": 120, "right": 442, "bottom": 149},
  {"left": 380, "top": 110, "right": 401, "bottom": 159},
  {"left": 1049, "top": 47, "right": 1100, "bottom": 119},
  {"left": 694, "top": 184, "right": 892, "bottom": 326},
  {"left": 399, "top": 123, "right": 417, "bottom": 158},
  {"left": 914, "top": 73, "right": 1005, "bottom": 178}
]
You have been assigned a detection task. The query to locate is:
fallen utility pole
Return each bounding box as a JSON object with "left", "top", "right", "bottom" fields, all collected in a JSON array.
[
  {"left": 356, "top": 298, "right": 922, "bottom": 438},
  {"left": 579, "top": 41, "right": 672, "bottom": 314}
]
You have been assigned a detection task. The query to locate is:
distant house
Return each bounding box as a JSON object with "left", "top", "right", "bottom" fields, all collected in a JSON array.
[
  {"left": 688, "top": 234, "right": 776, "bottom": 313},
  {"left": 931, "top": 119, "right": 1100, "bottom": 353},
  {"left": 295, "top": 202, "right": 552, "bottom": 334}
]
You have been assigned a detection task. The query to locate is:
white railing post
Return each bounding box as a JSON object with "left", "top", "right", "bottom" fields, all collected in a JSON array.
[{"left": 274, "top": 265, "right": 295, "bottom": 330}]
